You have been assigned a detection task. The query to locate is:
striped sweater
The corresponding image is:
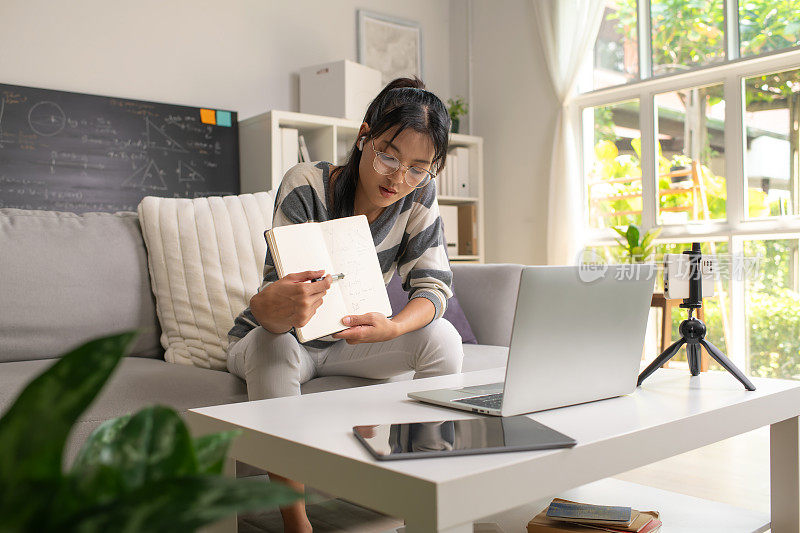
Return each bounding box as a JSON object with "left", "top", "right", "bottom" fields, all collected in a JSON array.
[{"left": 227, "top": 161, "right": 453, "bottom": 348}]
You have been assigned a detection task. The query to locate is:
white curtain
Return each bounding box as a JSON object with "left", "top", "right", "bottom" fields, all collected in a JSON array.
[{"left": 532, "top": 0, "right": 605, "bottom": 265}]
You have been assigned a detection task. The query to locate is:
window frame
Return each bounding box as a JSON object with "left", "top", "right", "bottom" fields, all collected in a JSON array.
[
  {"left": 576, "top": 48, "right": 800, "bottom": 242},
  {"left": 575, "top": 1, "right": 800, "bottom": 372}
]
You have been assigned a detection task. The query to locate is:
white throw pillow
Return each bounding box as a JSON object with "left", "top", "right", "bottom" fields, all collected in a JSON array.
[{"left": 137, "top": 192, "right": 275, "bottom": 370}]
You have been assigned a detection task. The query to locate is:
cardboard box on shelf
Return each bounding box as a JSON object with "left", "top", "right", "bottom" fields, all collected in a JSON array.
[
  {"left": 299, "top": 60, "right": 382, "bottom": 122},
  {"left": 439, "top": 204, "right": 459, "bottom": 255},
  {"left": 457, "top": 204, "right": 478, "bottom": 256}
]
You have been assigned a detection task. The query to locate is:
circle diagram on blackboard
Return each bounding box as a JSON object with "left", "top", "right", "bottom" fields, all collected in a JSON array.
[{"left": 28, "top": 101, "right": 66, "bottom": 136}]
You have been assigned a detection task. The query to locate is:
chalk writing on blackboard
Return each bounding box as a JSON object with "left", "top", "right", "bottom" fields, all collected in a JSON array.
[
  {"left": 28, "top": 101, "right": 66, "bottom": 137},
  {"left": 0, "top": 83, "right": 239, "bottom": 213}
]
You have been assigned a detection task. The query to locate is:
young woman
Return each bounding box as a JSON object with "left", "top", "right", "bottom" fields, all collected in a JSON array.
[{"left": 226, "top": 77, "right": 463, "bottom": 532}]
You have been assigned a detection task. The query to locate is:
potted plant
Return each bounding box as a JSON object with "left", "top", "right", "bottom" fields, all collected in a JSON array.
[
  {"left": 0, "top": 331, "right": 300, "bottom": 532},
  {"left": 447, "top": 97, "right": 468, "bottom": 134},
  {"left": 612, "top": 224, "right": 661, "bottom": 263}
]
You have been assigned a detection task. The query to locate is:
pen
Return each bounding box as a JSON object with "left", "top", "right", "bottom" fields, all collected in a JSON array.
[{"left": 311, "top": 273, "right": 345, "bottom": 282}]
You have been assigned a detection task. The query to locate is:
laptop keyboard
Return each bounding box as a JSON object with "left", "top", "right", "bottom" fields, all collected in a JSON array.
[{"left": 453, "top": 393, "right": 504, "bottom": 410}]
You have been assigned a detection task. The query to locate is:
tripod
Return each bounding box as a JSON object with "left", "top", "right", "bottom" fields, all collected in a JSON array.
[{"left": 637, "top": 244, "right": 756, "bottom": 391}]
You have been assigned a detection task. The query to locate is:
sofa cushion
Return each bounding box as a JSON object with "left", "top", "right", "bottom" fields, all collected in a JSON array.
[
  {"left": 386, "top": 272, "right": 478, "bottom": 344},
  {"left": 449, "top": 263, "right": 524, "bottom": 347},
  {"left": 0, "top": 357, "right": 248, "bottom": 465},
  {"left": 0, "top": 208, "right": 162, "bottom": 363},
  {"left": 137, "top": 192, "right": 275, "bottom": 370}
]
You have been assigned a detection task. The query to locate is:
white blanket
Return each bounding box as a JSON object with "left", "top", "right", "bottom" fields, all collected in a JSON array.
[{"left": 137, "top": 192, "right": 274, "bottom": 370}]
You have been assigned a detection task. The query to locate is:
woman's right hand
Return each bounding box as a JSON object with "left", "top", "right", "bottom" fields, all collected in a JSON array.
[{"left": 249, "top": 269, "right": 332, "bottom": 334}]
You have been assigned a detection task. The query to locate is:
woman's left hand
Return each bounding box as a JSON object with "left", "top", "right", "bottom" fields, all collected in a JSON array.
[{"left": 332, "top": 313, "right": 400, "bottom": 344}]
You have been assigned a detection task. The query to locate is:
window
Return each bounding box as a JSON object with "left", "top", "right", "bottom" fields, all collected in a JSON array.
[
  {"left": 655, "top": 83, "right": 726, "bottom": 223},
  {"left": 593, "top": 0, "right": 639, "bottom": 90},
  {"left": 589, "top": 0, "right": 800, "bottom": 92},
  {"left": 577, "top": 0, "right": 800, "bottom": 381},
  {"left": 743, "top": 236, "right": 800, "bottom": 379},
  {"left": 744, "top": 67, "right": 800, "bottom": 218},
  {"left": 584, "top": 100, "right": 642, "bottom": 229},
  {"left": 740, "top": 1, "right": 800, "bottom": 57},
  {"left": 651, "top": 0, "right": 725, "bottom": 75}
]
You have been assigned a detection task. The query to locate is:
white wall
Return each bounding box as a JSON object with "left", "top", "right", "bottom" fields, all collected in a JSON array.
[
  {"left": 469, "top": 0, "right": 558, "bottom": 264},
  {"left": 0, "top": 0, "right": 452, "bottom": 120}
]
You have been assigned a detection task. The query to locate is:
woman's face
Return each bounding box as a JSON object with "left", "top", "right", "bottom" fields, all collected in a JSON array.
[{"left": 356, "top": 127, "right": 436, "bottom": 212}]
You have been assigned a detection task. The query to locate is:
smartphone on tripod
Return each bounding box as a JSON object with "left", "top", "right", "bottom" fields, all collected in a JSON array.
[{"left": 663, "top": 253, "right": 716, "bottom": 299}]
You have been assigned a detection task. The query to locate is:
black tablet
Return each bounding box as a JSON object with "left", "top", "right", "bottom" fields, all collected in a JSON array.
[{"left": 353, "top": 416, "right": 576, "bottom": 461}]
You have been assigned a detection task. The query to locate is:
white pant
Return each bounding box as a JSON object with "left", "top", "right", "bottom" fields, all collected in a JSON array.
[{"left": 226, "top": 319, "right": 464, "bottom": 400}]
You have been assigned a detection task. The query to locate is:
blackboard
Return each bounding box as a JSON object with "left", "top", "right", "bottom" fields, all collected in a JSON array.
[{"left": 0, "top": 83, "right": 239, "bottom": 213}]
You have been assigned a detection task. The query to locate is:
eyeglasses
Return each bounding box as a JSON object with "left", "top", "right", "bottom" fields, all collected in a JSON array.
[{"left": 369, "top": 139, "right": 435, "bottom": 189}]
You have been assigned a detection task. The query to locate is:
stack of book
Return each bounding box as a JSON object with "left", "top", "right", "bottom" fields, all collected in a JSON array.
[{"left": 527, "top": 499, "right": 661, "bottom": 533}]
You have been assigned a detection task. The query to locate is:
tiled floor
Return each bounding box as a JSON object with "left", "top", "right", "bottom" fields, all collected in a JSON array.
[{"left": 238, "top": 427, "right": 771, "bottom": 531}]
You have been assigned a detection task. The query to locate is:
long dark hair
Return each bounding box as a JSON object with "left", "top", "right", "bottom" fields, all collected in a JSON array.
[{"left": 329, "top": 76, "right": 451, "bottom": 218}]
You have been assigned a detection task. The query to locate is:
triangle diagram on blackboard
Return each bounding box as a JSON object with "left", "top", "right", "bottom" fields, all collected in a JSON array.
[
  {"left": 178, "top": 160, "right": 205, "bottom": 183},
  {"left": 122, "top": 159, "right": 167, "bottom": 190},
  {"left": 146, "top": 118, "right": 188, "bottom": 153}
]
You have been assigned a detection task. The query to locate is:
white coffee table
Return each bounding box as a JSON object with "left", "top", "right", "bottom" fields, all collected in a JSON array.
[{"left": 188, "top": 368, "right": 800, "bottom": 532}]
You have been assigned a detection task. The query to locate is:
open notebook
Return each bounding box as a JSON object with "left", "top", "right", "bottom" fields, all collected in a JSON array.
[{"left": 265, "top": 215, "right": 392, "bottom": 343}]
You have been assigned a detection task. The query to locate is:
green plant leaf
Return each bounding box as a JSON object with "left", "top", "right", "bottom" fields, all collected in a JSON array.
[
  {"left": 640, "top": 228, "right": 662, "bottom": 249},
  {"left": 56, "top": 406, "right": 201, "bottom": 526},
  {"left": 72, "top": 415, "right": 132, "bottom": 473},
  {"left": 66, "top": 476, "right": 302, "bottom": 533},
  {"left": 0, "top": 331, "right": 139, "bottom": 523},
  {"left": 626, "top": 225, "right": 640, "bottom": 249},
  {"left": 193, "top": 430, "right": 241, "bottom": 476},
  {"left": 62, "top": 415, "right": 134, "bottom": 511},
  {"left": 611, "top": 226, "right": 627, "bottom": 238},
  {"left": 74, "top": 406, "right": 197, "bottom": 493}
]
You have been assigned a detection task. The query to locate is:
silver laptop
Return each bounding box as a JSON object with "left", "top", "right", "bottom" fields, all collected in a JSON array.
[{"left": 408, "top": 264, "right": 654, "bottom": 417}]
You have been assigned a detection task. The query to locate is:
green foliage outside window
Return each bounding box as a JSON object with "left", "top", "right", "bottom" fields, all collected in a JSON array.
[
  {"left": 611, "top": 0, "right": 800, "bottom": 70},
  {"left": 745, "top": 239, "right": 800, "bottom": 379}
]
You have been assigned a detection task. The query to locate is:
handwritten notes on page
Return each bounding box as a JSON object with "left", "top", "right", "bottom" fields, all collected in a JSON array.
[
  {"left": 321, "top": 215, "right": 392, "bottom": 317},
  {"left": 265, "top": 215, "right": 391, "bottom": 342}
]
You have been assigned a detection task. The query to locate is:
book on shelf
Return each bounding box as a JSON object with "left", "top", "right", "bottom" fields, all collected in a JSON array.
[
  {"left": 447, "top": 148, "right": 458, "bottom": 197},
  {"left": 457, "top": 204, "right": 478, "bottom": 256},
  {"left": 527, "top": 499, "right": 661, "bottom": 533},
  {"left": 264, "top": 215, "right": 392, "bottom": 343},
  {"left": 298, "top": 134, "right": 311, "bottom": 163},
  {"left": 439, "top": 204, "right": 459, "bottom": 256},
  {"left": 453, "top": 146, "right": 471, "bottom": 196},
  {"left": 280, "top": 127, "right": 299, "bottom": 177},
  {"left": 437, "top": 164, "right": 448, "bottom": 196}
]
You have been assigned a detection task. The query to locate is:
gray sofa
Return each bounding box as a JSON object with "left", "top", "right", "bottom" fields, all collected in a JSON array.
[{"left": 0, "top": 207, "right": 522, "bottom": 465}]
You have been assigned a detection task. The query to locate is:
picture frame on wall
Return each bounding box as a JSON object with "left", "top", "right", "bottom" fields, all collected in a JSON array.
[{"left": 357, "top": 10, "right": 423, "bottom": 85}]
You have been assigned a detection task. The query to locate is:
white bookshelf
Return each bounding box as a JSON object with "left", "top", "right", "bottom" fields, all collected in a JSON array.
[{"left": 239, "top": 110, "right": 485, "bottom": 262}]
